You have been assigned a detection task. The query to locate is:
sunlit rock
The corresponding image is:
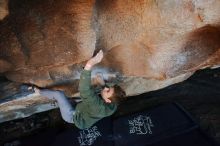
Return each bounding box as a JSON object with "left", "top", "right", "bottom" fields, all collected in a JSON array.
[{"left": 0, "top": 0, "right": 220, "bottom": 97}]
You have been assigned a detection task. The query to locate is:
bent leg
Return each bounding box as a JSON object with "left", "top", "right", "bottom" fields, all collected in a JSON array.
[{"left": 38, "top": 89, "right": 75, "bottom": 124}]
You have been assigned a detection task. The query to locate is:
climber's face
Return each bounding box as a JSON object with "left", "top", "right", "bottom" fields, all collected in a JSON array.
[{"left": 101, "top": 87, "right": 114, "bottom": 103}]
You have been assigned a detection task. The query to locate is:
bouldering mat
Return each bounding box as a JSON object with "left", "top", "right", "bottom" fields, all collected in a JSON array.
[
  {"left": 52, "top": 117, "right": 114, "bottom": 146},
  {"left": 113, "top": 103, "right": 198, "bottom": 146},
  {"left": 10, "top": 103, "right": 219, "bottom": 146}
]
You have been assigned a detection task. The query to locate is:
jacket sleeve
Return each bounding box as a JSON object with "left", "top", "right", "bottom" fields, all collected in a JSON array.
[{"left": 79, "top": 69, "right": 96, "bottom": 103}]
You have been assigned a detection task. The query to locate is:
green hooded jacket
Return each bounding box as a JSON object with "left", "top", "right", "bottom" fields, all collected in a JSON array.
[{"left": 73, "top": 70, "right": 117, "bottom": 129}]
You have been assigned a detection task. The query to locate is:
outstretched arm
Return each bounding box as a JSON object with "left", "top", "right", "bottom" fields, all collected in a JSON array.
[
  {"left": 79, "top": 50, "right": 103, "bottom": 101},
  {"left": 84, "top": 50, "right": 103, "bottom": 71}
]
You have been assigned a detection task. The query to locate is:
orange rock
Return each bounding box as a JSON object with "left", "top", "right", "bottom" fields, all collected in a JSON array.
[{"left": 0, "top": 0, "right": 220, "bottom": 96}]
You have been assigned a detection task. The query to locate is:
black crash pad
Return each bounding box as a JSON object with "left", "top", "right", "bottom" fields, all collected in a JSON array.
[
  {"left": 52, "top": 117, "right": 114, "bottom": 146},
  {"left": 149, "top": 129, "right": 220, "bottom": 146},
  {"left": 113, "top": 103, "right": 198, "bottom": 146},
  {"left": 15, "top": 103, "right": 220, "bottom": 146}
]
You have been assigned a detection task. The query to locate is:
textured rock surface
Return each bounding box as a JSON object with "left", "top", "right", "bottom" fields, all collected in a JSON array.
[
  {"left": 0, "top": 0, "right": 220, "bottom": 96},
  {"left": 0, "top": 0, "right": 8, "bottom": 20}
]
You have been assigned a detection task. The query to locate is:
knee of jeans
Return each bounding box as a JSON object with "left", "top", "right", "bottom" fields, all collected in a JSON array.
[{"left": 63, "top": 116, "right": 74, "bottom": 124}]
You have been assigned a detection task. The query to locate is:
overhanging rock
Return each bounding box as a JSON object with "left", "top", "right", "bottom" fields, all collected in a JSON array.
[{"left": 0, "top": 0, "right": 220, "bottom": 121}]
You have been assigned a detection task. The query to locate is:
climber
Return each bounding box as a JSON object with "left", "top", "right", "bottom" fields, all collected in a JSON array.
[{"left": 34, "top": 50, "right": 126, "bottom": 129}]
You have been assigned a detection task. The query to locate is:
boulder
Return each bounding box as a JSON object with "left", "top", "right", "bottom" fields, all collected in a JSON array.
[
  {"left": 0, "top": 0, "right": 220, "bottom": 96},
  {"left": 0, "top": 0, "right": 8, "bottom": 20}
]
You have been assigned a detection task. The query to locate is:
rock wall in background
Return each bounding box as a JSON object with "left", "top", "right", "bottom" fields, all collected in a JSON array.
[
  {"left": 0, "top": 0, "right": 8, "bottom": 20},
  {"left": 1, "top": 0, "right": 220, "bottom": 96}
]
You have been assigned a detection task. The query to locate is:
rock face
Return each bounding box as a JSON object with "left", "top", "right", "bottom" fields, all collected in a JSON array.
[
  {"left": 1, "top": 0, "right": 220, "bottom": 96},
  {"left": 0, "top": 0, "right": 8, "bottom": 20}
]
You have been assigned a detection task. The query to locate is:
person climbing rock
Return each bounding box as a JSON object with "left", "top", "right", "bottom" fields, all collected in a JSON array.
[{"left": 34, "top": 50, "right": 126, "bottom": 129}]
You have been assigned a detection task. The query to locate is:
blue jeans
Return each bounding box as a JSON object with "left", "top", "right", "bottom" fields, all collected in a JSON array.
[{"left": 39, "top": 89, "right": 75, "bottom": 124}]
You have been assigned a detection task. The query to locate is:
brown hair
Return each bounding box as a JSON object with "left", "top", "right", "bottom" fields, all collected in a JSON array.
[{"left": 109, "top": 85, "right": 126, "bottom": 104}]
